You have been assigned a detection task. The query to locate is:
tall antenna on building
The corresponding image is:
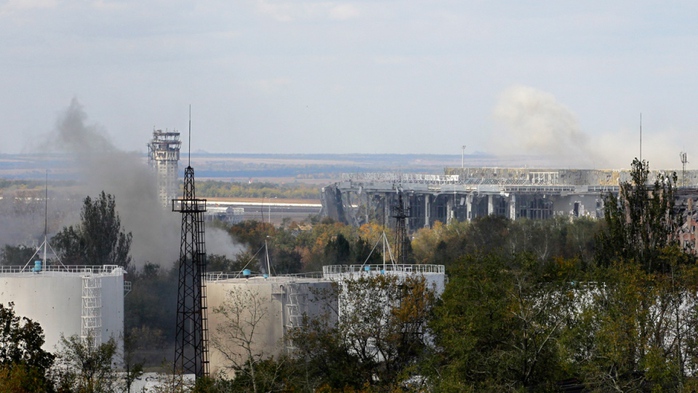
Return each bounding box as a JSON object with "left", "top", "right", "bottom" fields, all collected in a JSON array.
[
  {"left": 43, "top": 171, "right": 48, "bottom": 267},
  {"left": 680, "top": 151, "right": 688, "bottom": 187},
  {"left": 22, "top": 171, "right": 65, "bottom": 272},
  {"left": 173, "top": 107, "right": 209, "bottom": 381},
  {"left": 640, "top": 112, "right": 642, "bottom": 162}
]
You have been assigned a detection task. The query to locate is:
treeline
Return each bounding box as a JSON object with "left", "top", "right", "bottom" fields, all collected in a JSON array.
[
  {"left": 195, "top": 180, "right": 320, "bottom": 200},
  {"left": 192, "top": 159, "right": 698, "bottom": 391},
  {"left": 4, "top": 158, "right": 698, "bottom": 391}
]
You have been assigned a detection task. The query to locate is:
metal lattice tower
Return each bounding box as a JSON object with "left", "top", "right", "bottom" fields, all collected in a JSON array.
[
  {"left": 173, "top": 165, "right": 209, "bottom": 378},
  {"left": 391, "top": 189, "right": 410, "bottom": 264},
  {"left": 148, "top": 129, "right": 181, "bottom": 207}
]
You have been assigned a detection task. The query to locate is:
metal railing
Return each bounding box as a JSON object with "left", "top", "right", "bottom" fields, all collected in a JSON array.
[
  {"left": 0, "top": 264, "right": 123, "bottom": 275},
  {"left": 205, "top": 271, "right": 324, "bottom": 282},
  {"left": 323, "top": 264, "right": 445, "bottom": 275}
]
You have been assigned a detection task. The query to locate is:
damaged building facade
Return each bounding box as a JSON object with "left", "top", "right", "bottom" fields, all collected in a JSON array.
[{"left": 322, "top": 167, "right": 698, "bottom": 232}]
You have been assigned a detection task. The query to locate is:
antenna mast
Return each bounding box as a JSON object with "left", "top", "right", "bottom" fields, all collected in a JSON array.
[
  {"left": 680, "top": 152, "right": 688, "bottom": 187},
  {"left": 43, "top": 171, "right": 48, "bottom": 267},
  {"left": 640, "top": 113, "right": 643, "bottom": 162}
]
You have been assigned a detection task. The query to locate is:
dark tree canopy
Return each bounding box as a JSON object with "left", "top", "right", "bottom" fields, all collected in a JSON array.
[
  {"left": 597, "top": 158, "right": 685, "bottom": 272},
  {"left": 52, "top": 191, "right": 132, "bottom": 268},
  {"left": 0, "top": 302, "right": 55, "bottom": 392}
]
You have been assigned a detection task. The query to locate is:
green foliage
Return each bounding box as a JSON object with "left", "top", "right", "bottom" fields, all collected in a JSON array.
[
  {"left": 124, "top": 262, "right": 178, "bottom": 356},
  {"left": 289, "top": 274, "right": 438, "bottom": 391},
  {"left": 0, "top": 363, "right": 56, "bottom": 393},
  {"left": 51, "top": 191, "right": 132, "bottom": 269},
  {"left": 597, "top": 158, "right": 683, "bottom": 272},
  {"left": 0, "top": 303, "right": 55, "bottom": 392},
  {"left": 53, "top": 334, "right": 118, "bottom": 393},
  {"left": 430, "top": 254, "right": 576, "bottom": 392},
  {"left": 195, "top": 180, "right": 319, "bottom": 200},
  {"left": 0, "top": 244, "right": 37, "bottom": 266},
  {"left": 411, "top": 215, "right": 601, "bottom": 267}
]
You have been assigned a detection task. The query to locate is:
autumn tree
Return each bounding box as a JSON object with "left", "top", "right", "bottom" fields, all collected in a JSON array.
[{"left": 52, "top": 191, "right": 132, "bottom": 269}]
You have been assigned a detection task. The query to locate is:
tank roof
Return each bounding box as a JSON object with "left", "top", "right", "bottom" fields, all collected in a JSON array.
[{"left": 0, "top": 264, "right": 125, "bottom": 277}]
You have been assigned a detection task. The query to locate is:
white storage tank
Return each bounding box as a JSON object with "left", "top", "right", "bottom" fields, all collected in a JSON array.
[
  {"left": 205, "top": 273, "right": 336, "bottom": 376},
  {"left": 0, "top": 264, "right": 125, "bottom": 353}
]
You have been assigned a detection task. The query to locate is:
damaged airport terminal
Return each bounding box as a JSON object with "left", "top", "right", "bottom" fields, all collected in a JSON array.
[{"left": 322, "top": 167, "right": 698, "bottom": 231}]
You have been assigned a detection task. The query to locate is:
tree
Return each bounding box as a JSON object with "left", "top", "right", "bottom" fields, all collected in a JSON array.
[
  {"left": 53, "top": 334, "right": 118, "bottom": 393},
  {"left": 122, "top": 332, "right": 144, "bottom": 393},
  {"left": 290, "top": 274, "right": 438, "bottom": 391},
  {"left": 597, "top": 158, "right": 683, "bottom": 272},
  {"left": 324, "top": 233, "right": 352, "bottom": 265},
  {"left": 0, "top": 303, "right": 55, "bottom": 392},
  {"left": 429, "top": 254, "right": 575, "bottom": 392},
  {"left": 1, "top": 245, "right": 37, "bottom": 266},
  {"left": 52, "top": 191, "right": 132, "bottom": 269},
  {"left": 211, "top": 288, "right": 279, "bottom": 393}
]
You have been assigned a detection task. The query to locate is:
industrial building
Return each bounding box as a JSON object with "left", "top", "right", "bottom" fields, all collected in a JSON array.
[
  {"left": 0, "top": 264, "right": 126, "bottom": 353},
  {"left": 322, "top": 167, "right": 698, "bottom": 231},
  {"left": 148, "top": 129, "right": 181, "bottom": 207},
  {"left": 205, "top": 261, "right": 445, "bottom": 376},
  {"left": 205, "top": 272, "right": 335, "bottom": 376}
]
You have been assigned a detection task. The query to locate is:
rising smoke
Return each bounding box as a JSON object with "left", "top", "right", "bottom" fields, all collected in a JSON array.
[
  {"left": 36, "top": 98, "right": 180, "bottom": 268},
  {"left": 34, "top": 98, "right": 240, "bottom": 269},
  {"left": 492, "top": 85, "right": 606, "bottom": 168},
  {"left": 491, "top": 85, "right": 684, "bottom": 169}
]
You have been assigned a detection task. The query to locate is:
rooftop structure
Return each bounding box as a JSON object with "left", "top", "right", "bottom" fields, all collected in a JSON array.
[
  {"left": 147, "top": 129, "right": 181, "bottom": 207},
  {"left": 204, "top": 260, "right": 445, "bottom": 376},
  {"left": 205, "top": 272, "right": 333, "bottom": 377},
  {"left": 323, "top": 167, "right": 698, "bottom": 230}
]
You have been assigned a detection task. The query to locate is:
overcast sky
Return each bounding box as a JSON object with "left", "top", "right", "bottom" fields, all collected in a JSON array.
[{"left": 2, "top": 1, "right": 697, "bottom": 168}]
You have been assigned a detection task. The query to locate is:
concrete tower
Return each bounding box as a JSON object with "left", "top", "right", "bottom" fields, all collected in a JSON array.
[{"left": 148, "top": 129, "right": 181, "bottom": 207}]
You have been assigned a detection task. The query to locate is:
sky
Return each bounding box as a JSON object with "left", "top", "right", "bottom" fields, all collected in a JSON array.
[{"left": 2, "top": 0, "right": 698, "bottom": 169}]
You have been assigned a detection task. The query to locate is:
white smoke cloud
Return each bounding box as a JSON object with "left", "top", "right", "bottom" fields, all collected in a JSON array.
[
  {"left": 206, "top": 227, "right": 244, "bottom": 259},
  {"left": 490, "top": 85, "right": 687, "bottom": 170},
  {"left": 491, "top": 85, "right": 606, "bottom": 168}
]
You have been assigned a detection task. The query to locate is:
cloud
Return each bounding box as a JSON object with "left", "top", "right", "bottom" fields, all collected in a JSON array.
[
  {"left": 253, "top": 0, "right": 359, "bottom": 22},
  {"left": 0, "top": 0, "right": 57, "bottom": 14},
  {"left": 328, "top": 3, "right": 359, "bottom": 20}
]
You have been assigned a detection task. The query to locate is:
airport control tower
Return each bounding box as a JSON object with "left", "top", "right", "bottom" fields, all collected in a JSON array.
[{"left": 148, "top": 129, "right": 181, "bottom": 207}]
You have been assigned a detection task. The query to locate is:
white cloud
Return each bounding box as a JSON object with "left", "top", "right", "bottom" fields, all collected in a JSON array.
[
  {"left": 0, "top": 0, "right": 58, "bottom": 13},
  {"left": 253, "top": 0, "right": 359, "bottom": 22},
  {"left": 328, "top": 3, "right": 358, "bottom": 20}
]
